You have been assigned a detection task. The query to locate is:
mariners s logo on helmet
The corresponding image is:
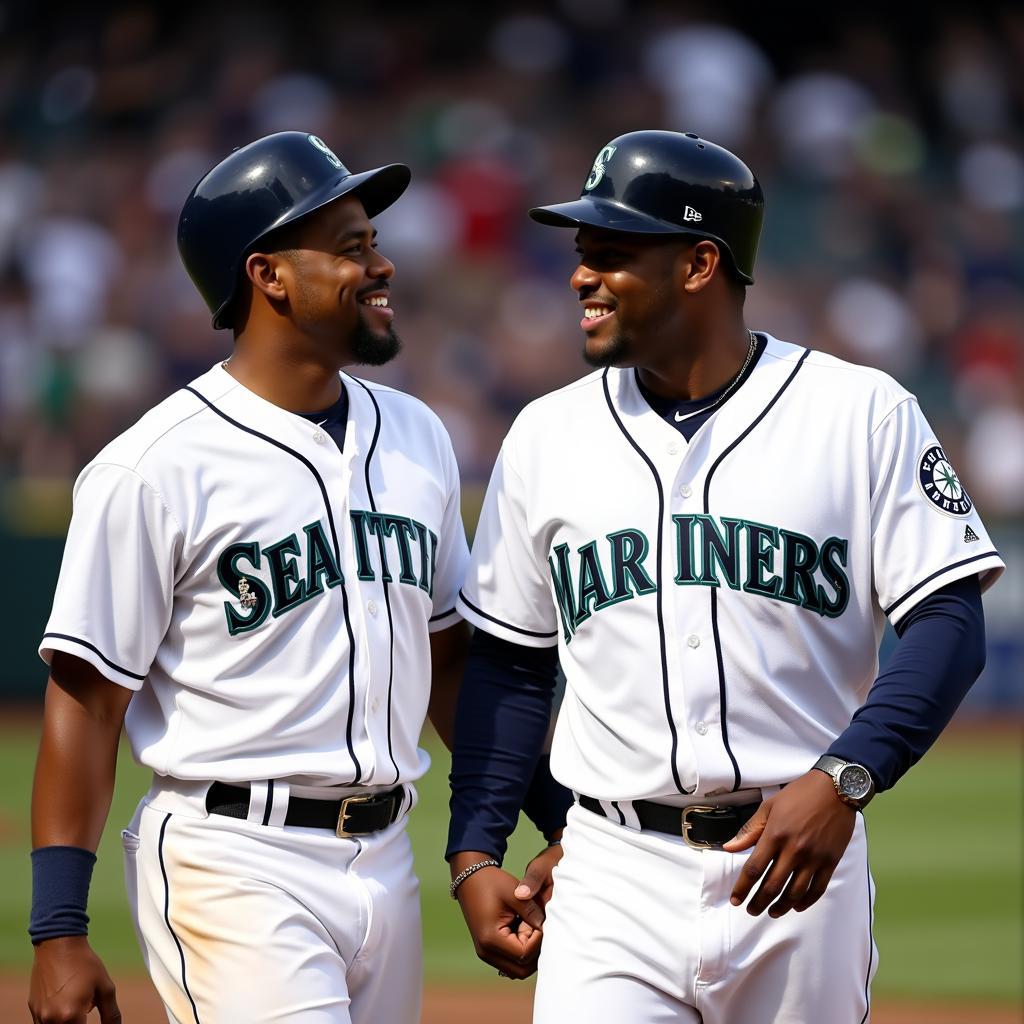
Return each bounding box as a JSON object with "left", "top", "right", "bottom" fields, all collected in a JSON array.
[
  {"left": 917, "top": 444, "right": 973, "bottom": 517},
  {"left": 585, "top": 145, "right": 617, "bottom": 191},
  {"left": 308, "top": 134, "right": 342, "bottom": 169}
]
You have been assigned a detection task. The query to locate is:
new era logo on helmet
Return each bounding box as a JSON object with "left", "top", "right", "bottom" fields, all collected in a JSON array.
[
  {"left": 308, "top": 134, "right": 342, "bottom": 169},
  {"left": 683, "top": 206, "right": 702, "bottom": 223}
]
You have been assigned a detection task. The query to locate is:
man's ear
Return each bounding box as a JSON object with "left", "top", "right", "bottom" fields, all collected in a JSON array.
[
  {"left": 244, "top": 251, "right": 291, "bottom": 303},
  {"left": 681, "top": 240, "right": 721, "bottom": 295}
]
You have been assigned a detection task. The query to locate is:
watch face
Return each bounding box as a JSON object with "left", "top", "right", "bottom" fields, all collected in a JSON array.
[{"left": 838, "top": 764, "right": 872, "bottom": 800}]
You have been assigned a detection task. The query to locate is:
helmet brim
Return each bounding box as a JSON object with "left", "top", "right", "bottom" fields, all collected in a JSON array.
[
  {"left": 529, "top": 196, "right": 755, "bottom": 285},
  {"left": 335, "top": 162, "right": 412, "bottom": 219},
  {"left": 529, "top": 196, "right": 683, "bottom": 234},
  {"left": 281, "top": 162, "right": 412, "bottom": 229}
]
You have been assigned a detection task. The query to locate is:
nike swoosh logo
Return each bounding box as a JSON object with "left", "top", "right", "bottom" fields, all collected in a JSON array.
[{"left": 673, "top": 411, "right": 688, "bottom": 422}]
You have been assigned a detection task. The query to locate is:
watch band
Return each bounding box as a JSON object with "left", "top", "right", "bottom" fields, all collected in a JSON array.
[
  {"left": 813, "top": 754, "right": 849, "bottom": 778},
  {"left": 812, "top": 754, "right": 875, "bottom": 809}
]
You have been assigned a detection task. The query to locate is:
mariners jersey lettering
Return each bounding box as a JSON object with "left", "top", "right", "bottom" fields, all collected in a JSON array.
[
  {"left": 457, "top": 336, "right": 1004, "bottom": 801},
  {"left": 40, "top": 363, "right": 468, "bottom": 786},
  {"left": 548, "top": 517, "right": 851, "bottom": 644}
]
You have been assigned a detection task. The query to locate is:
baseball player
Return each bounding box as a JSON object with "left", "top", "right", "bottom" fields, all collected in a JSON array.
[
  {"left": 446, "top": 131, "right": 1005, "bottom": 1022},
  {"left": 28, "top": 132, "right": 472, "bottom": 1024}
]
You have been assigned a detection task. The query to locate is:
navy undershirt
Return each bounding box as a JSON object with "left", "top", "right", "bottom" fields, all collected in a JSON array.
[
  {"left": 636, "top": 333, "right": 767, "bottom": 441},
  {"left": 446, "top": 576, "right": 985, "bottom": 861},
  {"left": 294, "top": 384, "right": 349, "bottom": 453}
]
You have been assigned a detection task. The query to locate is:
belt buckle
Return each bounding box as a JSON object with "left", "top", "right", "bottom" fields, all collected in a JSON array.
[
  {"left": 681, "top": 805, "right": 717, "bottom": 850},
  {"left": 336, "top": 793, "right": 375, "bottom": 838}
]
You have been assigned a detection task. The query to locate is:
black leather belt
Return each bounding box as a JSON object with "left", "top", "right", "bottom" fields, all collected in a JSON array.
[
  {"left": 205, "top": 782, "right": 405, "bottom": 837},
  {"left": 578, "top": 795, "right": 761, "bottom": 850}
]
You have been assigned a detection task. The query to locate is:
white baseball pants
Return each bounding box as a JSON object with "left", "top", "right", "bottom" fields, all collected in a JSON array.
[
  {"left": 122, "top": 777, "right": 422, "bottom": 1024},
  {"left": 533, "top": 801, "right": 877, "bottom": 1024}
]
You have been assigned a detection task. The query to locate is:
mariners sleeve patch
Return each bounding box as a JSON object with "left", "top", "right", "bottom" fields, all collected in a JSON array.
[{"left": 917, "top": 444, "right": 973, "bottom": 517}]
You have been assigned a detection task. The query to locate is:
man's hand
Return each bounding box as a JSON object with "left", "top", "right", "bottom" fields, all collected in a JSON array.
[
  {"left": 29, "top": 936, "right": 121, "bottom": 1023},
  {"left": 512, "top": 840, "right": 563, "bottom": 911},
  {"left": 452, "top": 853, "right": 546, "bottom": 979},
  {"left": 723, "top": 769, "right": 857, "bottom": 918}
]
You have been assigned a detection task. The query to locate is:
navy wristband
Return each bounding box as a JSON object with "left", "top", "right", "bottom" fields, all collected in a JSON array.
[{"left": 29, "top": 845, "right": 96, "bottom": 945}]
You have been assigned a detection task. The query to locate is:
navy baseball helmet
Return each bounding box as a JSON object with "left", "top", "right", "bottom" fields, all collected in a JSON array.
[
  {"left": 530, "top": 130, "right": 763, "bottom": 284},
  {"left": 178, "top": 132, "right": 411, "bottom": 329}
]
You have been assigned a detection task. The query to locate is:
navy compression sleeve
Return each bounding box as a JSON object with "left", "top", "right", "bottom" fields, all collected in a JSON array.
[
  {"left": 827, "top": 575, "right": 986, "bottom": 792},
  {"left": 446, "top": 629, "right": 567, "bottom": 861}
]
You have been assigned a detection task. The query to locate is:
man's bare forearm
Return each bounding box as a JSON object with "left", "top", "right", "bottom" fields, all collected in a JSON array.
[{"left": 32, "top": 653, "right": 133, "bottom": 851}]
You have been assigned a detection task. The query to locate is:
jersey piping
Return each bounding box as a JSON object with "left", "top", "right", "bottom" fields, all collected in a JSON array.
[
  {"left": 703, "top": 347, "right": 811, "bottom": 791},
  {"left": 601, "top": 368, "right": 685, "bottom": 794},
  {"left": 882, "top": 550, "right": 1000, "bottom": 619},
  {"left": 184, "top": 386, "right": 364, "bottom": 783},
  {"left": 347, "top": 375, "right": 400, "bottom": 785},
  {"left": 40, "top": 632, "right": 146, "bottom": 680},
  {"left": 458, "top": 590, "right": 559, "bottom": 639}
]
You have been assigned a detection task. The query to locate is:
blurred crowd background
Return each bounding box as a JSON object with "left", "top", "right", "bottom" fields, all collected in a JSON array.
[{"left": 0, "top": 2, "right": 1021, "bottom": 701}]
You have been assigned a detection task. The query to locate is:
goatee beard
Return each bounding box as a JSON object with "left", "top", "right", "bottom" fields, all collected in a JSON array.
[
  {"left": 351, "top": 314, "right": 402, "bottom": 367},
  {"left": 583, "top": 330, "right": 631, "bottom": 368}
]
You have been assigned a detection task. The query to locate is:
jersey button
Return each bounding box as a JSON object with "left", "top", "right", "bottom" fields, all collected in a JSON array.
[
  {"left": 686, "top": 634, "right": 700, "bottom": 649},
  {"left": 695, "top": 721, "right": 709, "bottom": 736},
  {"left": 666, "top": 441, "right": 679, "bottom": 455},
  {"left": 367, "top": 600, "right": 378, "bottom": 616},
  {"left": 371, "top": 697, "right": 381, "bottom": 713},
  {"left": 313, "top": 430, "right": 326, "bottom": 443},
  {"left": 679, "top": 483, "right": 693, "bottom": 498}
]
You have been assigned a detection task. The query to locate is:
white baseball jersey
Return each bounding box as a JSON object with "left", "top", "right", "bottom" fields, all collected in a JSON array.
[
  {"left": 40, "top": 362, "right": 468, "bottom": 787},
  {"left": 458, "top": 334, "right": 1004, "bottom": 801}
]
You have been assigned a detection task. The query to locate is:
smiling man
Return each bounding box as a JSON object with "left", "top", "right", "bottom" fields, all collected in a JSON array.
[
  {"left": 29, "top": 132, "right": 470, "bottom": 1024},
  {"left": 446, "top": 130, "right": 1005, "bottom": 1023}
]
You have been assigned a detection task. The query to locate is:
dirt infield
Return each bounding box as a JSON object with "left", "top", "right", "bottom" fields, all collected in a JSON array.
[{"left": 3, "top": 976, "right": 1020, "bottom": 1023}]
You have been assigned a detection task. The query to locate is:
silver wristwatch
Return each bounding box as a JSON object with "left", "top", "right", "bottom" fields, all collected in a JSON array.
[{"left": 812, "top": 755, "right": 876, "bottom": 810}]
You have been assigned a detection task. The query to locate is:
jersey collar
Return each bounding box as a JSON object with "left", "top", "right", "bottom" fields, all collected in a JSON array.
[{"left": 605, "top": 334, "right": 806, "bottom": 471}]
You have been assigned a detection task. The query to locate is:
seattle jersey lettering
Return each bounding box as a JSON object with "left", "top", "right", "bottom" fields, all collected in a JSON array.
[
  {"left": 218, "top": 511, "right": 438, "bottom": 635},
  {"left": 548, "top": 517, "right": 850, "bottom": 642}
]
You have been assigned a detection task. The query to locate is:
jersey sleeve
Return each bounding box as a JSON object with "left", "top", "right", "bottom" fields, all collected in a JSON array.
[
  {"left": 456, "top": 436, "right": 560, "bottom": 648},
  {"left": 39, "top": 462, "right": 183, "bottom": 689},
  {"left": 870, "top": 397, "right": 1004, "bottom": 627},
  {"left": 428, "top": 436, "right": 470, "bottom": 633}
]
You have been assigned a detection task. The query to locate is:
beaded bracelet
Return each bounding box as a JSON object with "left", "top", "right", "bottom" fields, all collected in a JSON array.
[{"left": 449, "top": 858, "right": 500, "bottom": 900}]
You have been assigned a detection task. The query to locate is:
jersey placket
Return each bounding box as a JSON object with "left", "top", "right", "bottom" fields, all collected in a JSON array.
[
  {"left": 614, "top": 367, "right": 750, "bottom": 798},
  {"left": 664, "top": 452, "right": 739, "bottom": 797},
  {"left": 627, "top": 408, "right": 704, "bottom": 795},
  {"left": 603, "top": 369, "right": 704, "bottom": 796},
  {"left": 344, "top": 485, "right": 391, "bottom": 787},
  {"left": 336, "top": 390, "right": 396, "bottom": 787},
  {"left": 316, "top": 429, "right": 380, "bottom": 785}
]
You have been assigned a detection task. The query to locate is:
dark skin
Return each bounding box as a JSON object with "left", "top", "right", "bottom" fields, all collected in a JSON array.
[
  {"left": 29, "top": 655, "right": 130, "bottom": 1024},
  {"left": 453, "top": 223, "right": 857, "bottom": 980},
  {"left": 30, "top": 194, "right": 470, "bottom": 1022},
  {"left": 225, "top": 194, "right": 400, "bottom": 409}
]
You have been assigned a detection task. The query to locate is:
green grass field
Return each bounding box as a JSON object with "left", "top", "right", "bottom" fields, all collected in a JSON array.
[{"left": 0, "top": 720, "right": 1020, "bottom": 1004}]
